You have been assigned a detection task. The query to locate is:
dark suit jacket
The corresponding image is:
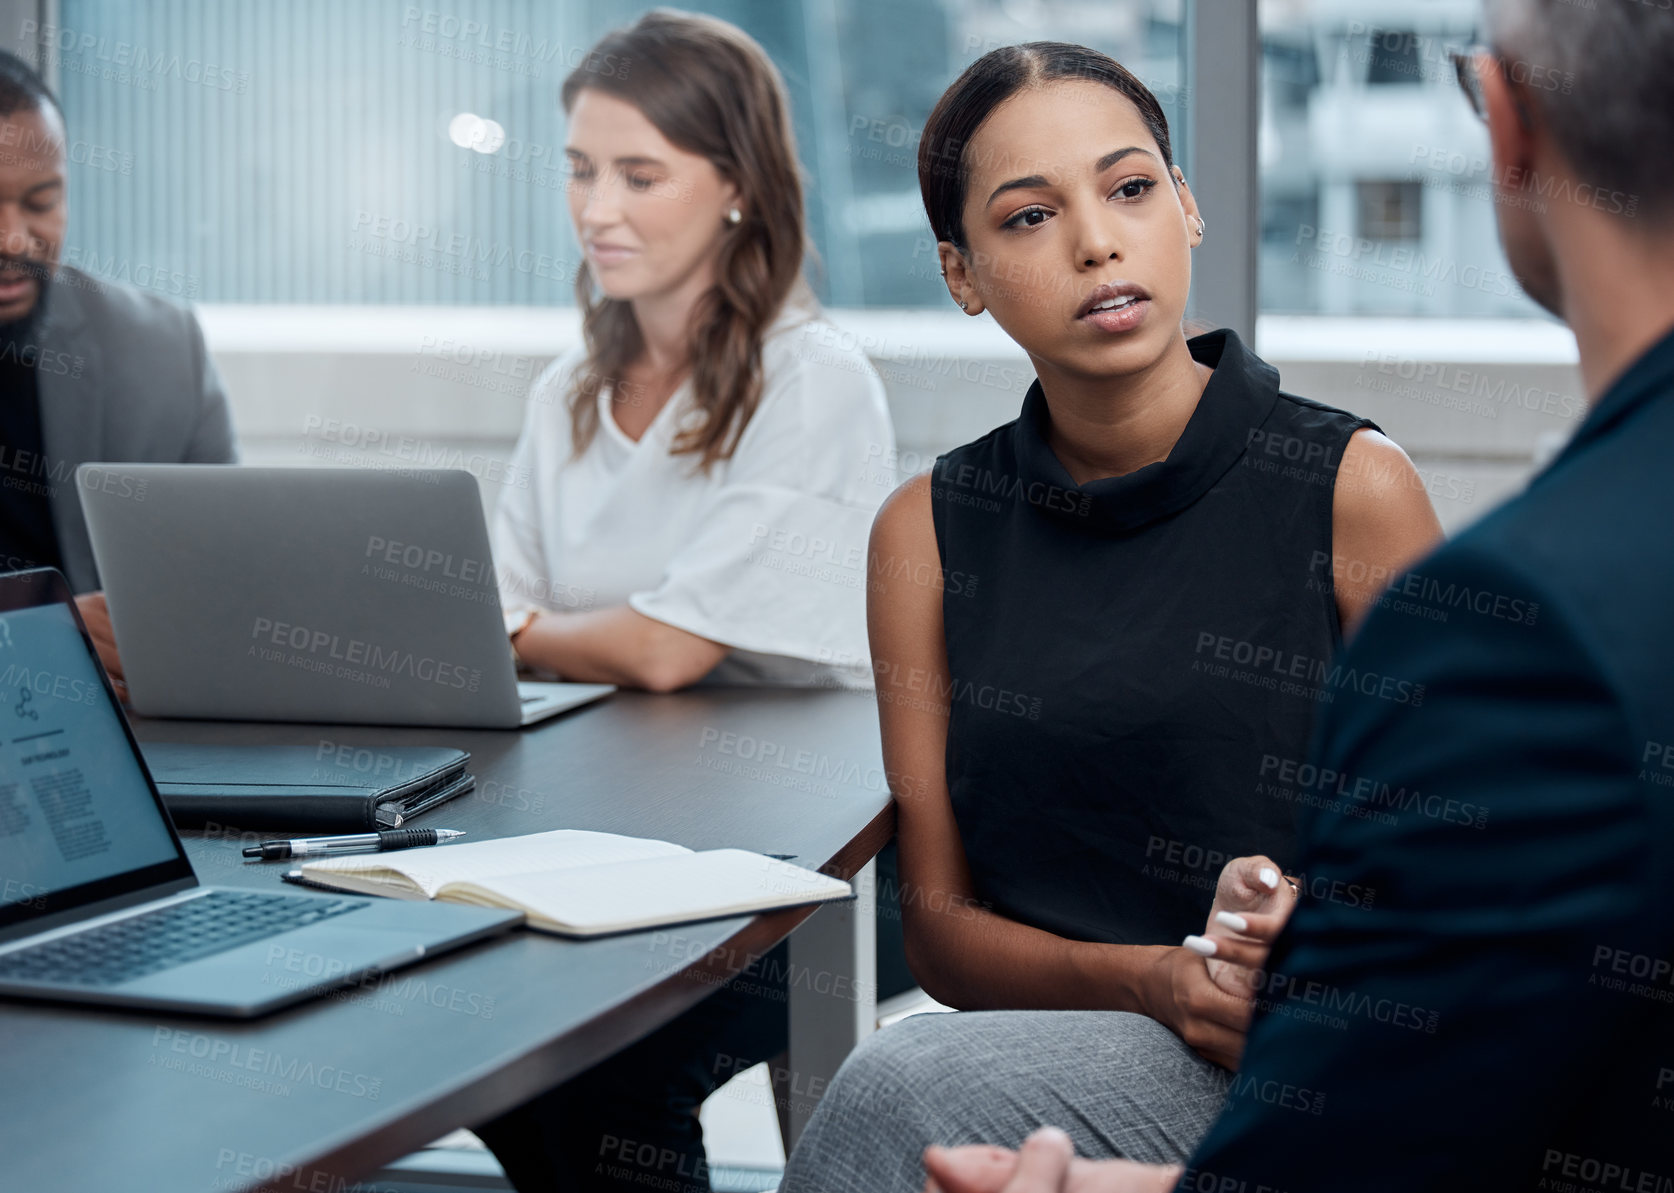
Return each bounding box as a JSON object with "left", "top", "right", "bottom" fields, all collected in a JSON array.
[
  {"left": 1183, "top": 325, "right": 1674, "bottom": 1191},
  {"left": 33, "top": 265, "right": 237, "bottom": 592}
]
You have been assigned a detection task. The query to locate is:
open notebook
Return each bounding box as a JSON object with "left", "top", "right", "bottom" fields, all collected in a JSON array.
[{"left": 288, "top": 829, "right": 852, "bottom": 938}]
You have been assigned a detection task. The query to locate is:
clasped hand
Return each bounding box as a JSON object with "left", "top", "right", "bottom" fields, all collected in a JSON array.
[
  {"left": 1141, "top": 854, "right": 1297, "bottom": 1070},
  {"left": 922, "top": 856, "right": 1300, "bottom": 1193}
]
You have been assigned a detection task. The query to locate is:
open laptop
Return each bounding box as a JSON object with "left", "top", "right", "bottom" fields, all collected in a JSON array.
[
  {"left": 78, "top": 465, "right": 614, "bottom": 728},
  {"left": 0, "top": 568, "right": 522, "bottom": 1016}
]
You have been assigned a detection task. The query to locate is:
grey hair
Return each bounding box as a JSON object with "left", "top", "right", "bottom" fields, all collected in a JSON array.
[{"left": 1483, "top": 0, "right": 1674, "bottom": 222}]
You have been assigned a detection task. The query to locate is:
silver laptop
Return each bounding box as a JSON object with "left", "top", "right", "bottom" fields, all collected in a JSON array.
[
  {"left": 0, "top": 568, "right": 522, "bottom": 1016},
  {"left": 78, "top": 465, "right": 614, "bottom": 728}
]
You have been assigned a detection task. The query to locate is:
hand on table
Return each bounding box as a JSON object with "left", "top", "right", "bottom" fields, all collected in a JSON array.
[
  {"left": 924, "top": 1129, "right": 1182, "bottom": 1193},
  {"left": 74, "top": 591, "right": 127, "bottom": 700}
]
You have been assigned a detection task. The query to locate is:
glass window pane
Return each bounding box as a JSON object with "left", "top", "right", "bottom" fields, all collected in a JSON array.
[
  {"left": 50, "top": 0, "right": 1184, "bottom": 307},
  {"left": 801, "top": 0, "right": 1185, "bottom": 307},
  {"left": 1257, "top": 0, "right": 1546, "bottom": 318},
  {"left": 1364, "top": 28, "right": 1424, "bottom": 86},
  {"left": 1357, "top": 180, "right": 1422, "bottom": 241}
]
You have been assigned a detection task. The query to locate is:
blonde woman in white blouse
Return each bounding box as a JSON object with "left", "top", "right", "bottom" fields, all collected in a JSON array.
[
  {"left": 473, "top": 18, "right": 894, "bottom": 1190},
  {"left": 495, "top": 308, "right": 890, "bottom": 690},
  {"left": 492, "top": 12, "right": 892, "bottom": 694}
]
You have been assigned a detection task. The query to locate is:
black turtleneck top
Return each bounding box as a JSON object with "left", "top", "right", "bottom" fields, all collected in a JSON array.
[{"left": 929, "top": 328, "right": 1374, "bottom": 946}]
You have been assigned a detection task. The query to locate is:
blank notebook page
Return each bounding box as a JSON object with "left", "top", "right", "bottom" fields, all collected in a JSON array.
[
  {"left": 306, "top": 829, "right": 691, "bottom": 899},
  {"left": 453, "top": 849, "right": 852, "bottom": 936}
]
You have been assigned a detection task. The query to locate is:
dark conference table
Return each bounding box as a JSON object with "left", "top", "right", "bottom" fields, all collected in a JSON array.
[{"left": 0, "top": 688, "right": 894, "bottom": 1193}]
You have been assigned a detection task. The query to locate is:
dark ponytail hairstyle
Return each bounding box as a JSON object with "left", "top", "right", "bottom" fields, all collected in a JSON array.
[{"left": 918, "top": 42, "right": 1174, "bottom": 252}]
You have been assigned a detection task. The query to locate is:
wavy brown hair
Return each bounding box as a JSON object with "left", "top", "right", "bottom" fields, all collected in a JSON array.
[{"left": 560, "top": 9, "right": 809, "bottom": 470}]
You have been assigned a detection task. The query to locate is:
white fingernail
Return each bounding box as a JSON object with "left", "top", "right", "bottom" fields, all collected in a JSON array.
[
  {"left": 1182, "top": 934, "right": 1217, "bottom": 957},
  {"left": 1215, "top": 911, "right": 1248, "bottom": 933},
  {"left": 1030, "top": 1126, "right": 1071, "bottom": 1147},
  {"left": 1259, "top": 867, "right": 1279, "bottom": 889}
]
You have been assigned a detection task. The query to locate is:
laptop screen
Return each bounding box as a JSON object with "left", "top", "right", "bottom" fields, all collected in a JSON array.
[{"left": 0, "top": 576, "right": 191, "bottom": 933}]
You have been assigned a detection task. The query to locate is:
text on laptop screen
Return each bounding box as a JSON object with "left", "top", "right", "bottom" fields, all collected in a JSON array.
[{"left": 0, "top": 603, "right": 180, "bottom": 909}]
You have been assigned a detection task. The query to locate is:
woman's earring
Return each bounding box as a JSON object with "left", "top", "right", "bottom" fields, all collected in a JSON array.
[
  {"left": 1193, "top": 216, "right": 1206, "bottom": 240},
  {"left": 958, "top": 298, "right": 969, "bottom": 311},
  {"left": 725, "top": 207, "right": 743, "bottom": 225}
]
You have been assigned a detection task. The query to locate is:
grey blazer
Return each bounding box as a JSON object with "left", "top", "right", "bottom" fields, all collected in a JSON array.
[{"left": 33, "top": 265, "right": 236, "bottom": 592}]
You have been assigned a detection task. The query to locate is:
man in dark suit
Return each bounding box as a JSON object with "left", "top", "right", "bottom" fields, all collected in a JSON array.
[
  {"left": 0, "top": 51, "right": 235, "bottom": 675},
  {"left": 919, "top": 1, "right": 1674, "bottom": 1189}
]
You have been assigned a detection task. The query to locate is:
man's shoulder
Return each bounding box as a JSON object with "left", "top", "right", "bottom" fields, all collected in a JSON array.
[
  {"left": 1354, "top": 495, "right": 1601, "bottom": 690},
  {"left": 1336, "top": 436, "right": 1669, "bottom": 764},
  {"left": 46, "top": 264, "right": 197, "bottom": 346},
  {"left": 37, "top": 266, "right": 226, "bottom": 442},
  {"left": 1438, "top": 404, "right": 1674, "bottom": 677}
]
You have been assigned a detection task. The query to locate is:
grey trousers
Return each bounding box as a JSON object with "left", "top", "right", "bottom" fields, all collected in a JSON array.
[{"left": 779, "top": 1010, "right": 1227, "bottom": 1193}]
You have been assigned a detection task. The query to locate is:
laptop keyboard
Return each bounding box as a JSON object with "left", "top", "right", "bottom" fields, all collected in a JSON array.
[{"left": 0, "top": 890, "right": 368, "bottom": 987}]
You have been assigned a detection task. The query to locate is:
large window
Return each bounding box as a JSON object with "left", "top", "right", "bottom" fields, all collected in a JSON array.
[
  {"left": 48, "top": 0, "right": 1184, "bottom": 307},
  {"left": 1257, "top": 0, "right": 1545, "bottom": 318},
  {"left": 1254, "top": 0, "right": 1581, "bottom": 538}
]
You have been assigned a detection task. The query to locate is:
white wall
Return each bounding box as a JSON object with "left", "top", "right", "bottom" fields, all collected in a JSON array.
[{"left": 203, "top": 307, "right": 1584, "bottom": 536}]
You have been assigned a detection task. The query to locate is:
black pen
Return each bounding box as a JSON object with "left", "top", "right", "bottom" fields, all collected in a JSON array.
[{"left": 244, "top": 828, "right": 465, "bottom": 860}]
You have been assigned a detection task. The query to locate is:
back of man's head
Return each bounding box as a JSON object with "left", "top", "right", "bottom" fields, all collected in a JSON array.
[
  {"left": 1487, "top": 0, "right": 1674, "bottom": 224},
  {"left": 0, "top": 50, "right": 60, "bottom": 124}
]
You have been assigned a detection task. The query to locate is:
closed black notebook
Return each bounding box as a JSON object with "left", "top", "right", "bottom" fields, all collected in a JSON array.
[{"left": 139, "top": 744, "right": 474, "bottom": 832}]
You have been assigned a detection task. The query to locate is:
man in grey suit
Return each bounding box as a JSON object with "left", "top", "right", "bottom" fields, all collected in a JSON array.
[{"left": 0, "top": 50, "right": 234, "bottom": 675}]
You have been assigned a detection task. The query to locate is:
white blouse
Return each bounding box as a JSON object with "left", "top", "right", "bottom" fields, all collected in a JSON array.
[{"left": 492, "top": 309, "right": 896, "bottom": 688}]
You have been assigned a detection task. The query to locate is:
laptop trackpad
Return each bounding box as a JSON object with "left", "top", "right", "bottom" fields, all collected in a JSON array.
[
  {"left": 516, "top": 681, "right": 615, "bottom": 716},
  {"left": 119, "top": 924, "right": 427, "bottom": 1009}
]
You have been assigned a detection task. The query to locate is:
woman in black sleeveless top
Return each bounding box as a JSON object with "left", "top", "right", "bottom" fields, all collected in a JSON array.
[{"left": 867, "top": 45, "right": 1444, "bottom": 1071}]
